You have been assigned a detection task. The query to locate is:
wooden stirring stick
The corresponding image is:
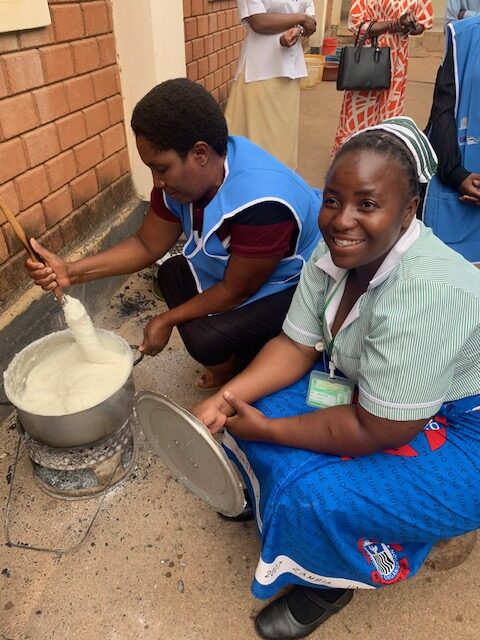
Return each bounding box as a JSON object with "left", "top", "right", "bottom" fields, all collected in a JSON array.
[{"left": 0, "top": 195, "right": 65, "bottom": 305}]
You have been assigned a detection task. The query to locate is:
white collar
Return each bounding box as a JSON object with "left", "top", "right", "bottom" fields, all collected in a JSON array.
[{"left": 315, "top": 218, "right": 421, "bottom": 288}]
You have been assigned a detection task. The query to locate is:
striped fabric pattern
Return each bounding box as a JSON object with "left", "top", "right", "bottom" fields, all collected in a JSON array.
[
  {"left": 350, "top": 116, "right": 438, "bottom": 183},
  {"left": 283, "top": 223, "right": 480, "bottom": 421}
]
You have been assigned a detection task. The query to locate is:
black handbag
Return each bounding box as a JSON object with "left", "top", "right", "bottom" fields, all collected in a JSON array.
[{"left": 336, "top": 20, "right": 391, "bottom": 91}]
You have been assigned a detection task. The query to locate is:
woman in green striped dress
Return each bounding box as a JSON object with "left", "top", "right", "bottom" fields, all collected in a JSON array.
[{"left": 193, "top": 117, "right": 480, "bottom": 640}]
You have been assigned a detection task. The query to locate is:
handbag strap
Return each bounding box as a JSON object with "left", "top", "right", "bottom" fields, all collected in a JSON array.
[{"left": 354, "top": 20, "right": 377, "bottom": 49}]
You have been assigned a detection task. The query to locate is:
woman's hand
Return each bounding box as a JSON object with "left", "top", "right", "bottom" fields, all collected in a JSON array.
[
  {"left": 140, "top": 313, "right": 174, "bottom": 356},
  {"left": 223, "top": 392, "right": 270, "bottom": 441},
  {"left": 459, "top": 173, "right": 480, "bottom": 205},
  {"left": 25, "top": 238, "right": 72, "bottom": 290},
  {"left": 280, "top": 25, "right": 303, "bottom": 47},
  {"left": 191, "top": 392, "right": 233, "bottom": 434},
  {"left": 298, "top": 14, "right": 316, "bottom": 37}
]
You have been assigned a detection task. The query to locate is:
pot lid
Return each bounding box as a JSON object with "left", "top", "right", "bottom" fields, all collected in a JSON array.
[{"left": 134, "top": 392, "right": 245, "bottom": 517}]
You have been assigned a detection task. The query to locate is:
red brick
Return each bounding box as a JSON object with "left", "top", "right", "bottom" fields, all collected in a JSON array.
[
  {"left": 226, "top": 9, "right": 236, "bottom": 28},
  {"left": 236, "top": 25, "right": 245, "bottom": 42},
  {"left": 33, "top": 84, "right": 69, "bottom": 126},
  {"left": 106, "top": 95, "right": 124, "bottom": 125},
  {"left": 50, "top": 3, "right": 84, "bottom": 41},
  {"left": 0, "top": 226, "right": 9, "bottom": 262},
  {"left": 0, "top": 94, "right": 38, "bottom": 139},
  {"left": 191, "top": 0, "right": 203, "bottom": 16},
  {"left": 204, "top": 35, "right": 214, "bottom": 56},
  {"left": 45, "top": 150, "right": 77, "bottom": 191},
  {"left": 0, "top": 181, "right": 20, "bottom": 223},
  {"left": 14, "top": 166, "right": 50, "bottom": 211},
  {"left": 198, "top": 56, "right": 209, "bottom": 78},
  {"left": 222, "top": 65, "right": 231, "bottom": 84},
  {"left": 205, "top": 73, "right": 215, "bottom": 93},
  {"left": 184, "top": 18, "right": 197, "bottom": 40},
  {"left": 3, "top": 204, "right": 46, "bottom": 254},
  {"left": 65, "top": 75, "right": 96, "bottom": 111},
  {"left": 218, "top": 48, "right": 227, "bottom": 68},
  {"left": 82, "top": 1, "right": 109, "bottom": 36},
  {"left": 0, "top": 139, "right": 28, "bottom": 185},
  {"left": 217, "top": 12, "right": 226, "bottom": 31},
  {"left": 100, "top": 123, "right": 125, "bottom": 157},
  {"left": 96, "top": 153, "right": 121, "bottom": 190},
  {"left": 221, "top": 30, "right": 229, "bottom": 48},
  {"left": 0, "top": 65, "right": 7, "bottom": 99},
  {"left": 97, "top": 34, "right": 117, "bottom": 66},
  {"left": 183, "top": 0, "right": 192, "bottom": 18},
  {"left": 3, "top": 50, "right": 44, "bottom": 94},
  {"left": 91, "top": 66, "right": 118, "bottom": 100},
  {"left": 18, "top": 25, "right": 55, "bottom": 49},
  {"left": 213, "top": 32, "right": 222, "bottom": 52},
  {"left": 74, "top": 136, "right": 103, "bottom": 173},
  {"left": 21, "top": 124, "right": 61, "bottom": 168},
  {"left": 0, "top": 33, "right": 19, "bottom": 54},
  {"left": 233, "top": 42, "right": 242, "bottom": 58},
  {"left": 208, "top": 13, "right": 218, "bottom": 31},
  {"left": 185, "top": 41, "right": 193, "bottom": 64},
  {"left": 41, "top": 44, "right": 75, "bottom": 83},
  {"left": 197, "top": 15, "right": 209, "bottom": 37},
  {"left": 106, "top": 0, "right": 114, "bottom": 30},
  {"left": 42, "top": 186, "right": 73, "bottom": 226},
  {"left": 192, "top": 38, "right": 205, "bottom": 60},
  {"left": 212, "top": 87, "right": 220, "bottom": 103},
  {"left": 209, "top": 52, "right": 219, "bottom": 73},
  {"left": 214, "top": 69, "right": 222, "bottom": 88},
  {"left": 117, "top": 148, "right": 130, "bottom": 175},
  {"left": 70, "top": 169, "right": 98, "bottom": 208},
  {"left": 56, "top": 112, "right": 87, "bottom": 150},
  {"left": 71, "top": 38, "right": 100, "bottom": 74},
  {"left": 187, "top": 61, "right": 199, "bottom": 81},
  {"left": 226, "top": 45, "right": 234, "bottom": 64},
  {"left": 83, "top": 101, "right": 110, "bottom": 136}
]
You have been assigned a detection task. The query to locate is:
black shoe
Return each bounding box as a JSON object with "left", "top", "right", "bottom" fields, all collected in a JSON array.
[
  {"left": 254, "top": 587, "right": 353, "bottom": 640},
  {"left": 217, "top": 490, "right": 254, "bottom": 522}
]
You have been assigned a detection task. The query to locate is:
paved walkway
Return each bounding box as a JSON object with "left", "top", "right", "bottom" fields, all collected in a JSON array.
[{"left": 2, "top": 51, "right": 480, "bottom": 640}]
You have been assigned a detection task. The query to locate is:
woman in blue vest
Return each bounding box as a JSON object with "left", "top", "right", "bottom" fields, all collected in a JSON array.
[
  {"left": 423, "top": 16, "right": 480, "bottom": 264},
  {"left": 26, "top": 79, "right": 321, "bottom": 390}
]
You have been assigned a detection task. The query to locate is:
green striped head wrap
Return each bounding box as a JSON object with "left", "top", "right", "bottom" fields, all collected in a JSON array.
[{"left": 349, "top": 116, "right": 438, "bottom": 184}]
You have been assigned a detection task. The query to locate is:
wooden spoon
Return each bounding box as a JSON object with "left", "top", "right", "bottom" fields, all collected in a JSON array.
[{"left": 0, "top": 195, "right": 65, "bottom": 305}]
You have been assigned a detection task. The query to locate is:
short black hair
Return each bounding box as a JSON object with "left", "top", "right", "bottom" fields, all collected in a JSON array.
[
  {"left": 333, "top": 130, "right": 420, "bottom": 199},
  {"left": 131, "top": 78, "right": 228, "bottom": 158}
]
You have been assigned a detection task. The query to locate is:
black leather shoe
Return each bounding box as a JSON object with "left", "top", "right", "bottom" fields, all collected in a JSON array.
[
  {"left": 217, "top": 503, "right": 254, "bottom": 522},
  {"left": 217, "top": 490, "right": 254, "bottom": 522},
  {"left": 254, "top": 588, "right": 353, "bottom": 640}
]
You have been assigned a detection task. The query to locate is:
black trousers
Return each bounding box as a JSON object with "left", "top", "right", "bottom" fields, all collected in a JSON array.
[{"left": 156, "top": 255, "right": 296, "bottom": 371}]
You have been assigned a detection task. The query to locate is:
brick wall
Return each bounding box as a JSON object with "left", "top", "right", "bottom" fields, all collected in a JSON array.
[
  {"left": 183, "top": 0, "right": 244, "bottom": 105},
  {"left": 0, "top": 0, "right": 132, "bottom": 305}
]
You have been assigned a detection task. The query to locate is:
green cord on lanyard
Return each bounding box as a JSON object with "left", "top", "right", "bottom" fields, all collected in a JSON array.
[{"left": 316, "top": 272, "right": 348, "bottom": 378}]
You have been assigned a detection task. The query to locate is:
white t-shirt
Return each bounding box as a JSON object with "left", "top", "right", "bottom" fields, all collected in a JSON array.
[{"left": 235, "top": 0, "right": 315, "bottom": 82}]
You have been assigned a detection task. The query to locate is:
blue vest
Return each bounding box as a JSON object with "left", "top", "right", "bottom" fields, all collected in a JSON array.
[
  {"left": 423, "top": 17, "right": 480, "bottom": 263},
  {"left": 165, "top": 136, "right": 321, "bottom": 305}
]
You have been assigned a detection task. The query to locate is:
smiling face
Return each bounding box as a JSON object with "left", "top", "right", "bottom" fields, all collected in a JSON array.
[
  {"left": 319, "top": 148, "right": 419, "bottom": 281},
  {"left": 136, "top": 135, "right": 223, "bottom": 205}
]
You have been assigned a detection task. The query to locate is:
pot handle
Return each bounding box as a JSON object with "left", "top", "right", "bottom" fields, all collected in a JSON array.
[{"left": 130, "top": 345, "right": 144, "bottom": 367}]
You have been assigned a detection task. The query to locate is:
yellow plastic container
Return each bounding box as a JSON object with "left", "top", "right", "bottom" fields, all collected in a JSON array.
[{"left": 301, "top": 54, "right": 325, "bottom": 89}]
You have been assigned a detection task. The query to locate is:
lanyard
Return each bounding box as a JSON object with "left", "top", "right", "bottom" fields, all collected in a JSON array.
[{"left": 315, "top": 272, "right": 348, "bottom": 378}]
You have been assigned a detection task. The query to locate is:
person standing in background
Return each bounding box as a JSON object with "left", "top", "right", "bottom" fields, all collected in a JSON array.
[
  {"left": 445, "top": 0, "right": 480, "bottom": 26},
  {"left": 225, "top": 0, "right": 316, "bottom": 170},
  {"left": 332, "top": 0, "right": 433, "bottom": 156},
  {"left": 423, "top": 16, "right": 480, "bottom": 264}
]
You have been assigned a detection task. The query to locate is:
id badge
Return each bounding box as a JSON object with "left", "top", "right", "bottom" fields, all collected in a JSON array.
[{"left": 307, "top": 370, "right": 354, "bottom": 409}]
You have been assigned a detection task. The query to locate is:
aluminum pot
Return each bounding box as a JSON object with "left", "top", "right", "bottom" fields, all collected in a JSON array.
[{"left": 3, "top": 328, "right": 143, "bottom": 448}]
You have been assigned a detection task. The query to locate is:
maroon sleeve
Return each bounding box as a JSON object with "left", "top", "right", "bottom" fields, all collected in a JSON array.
[
  {"left": 150, "top": 187, "right": 178, "bottom": 222},
  {"left": 227, "top": 201, "right": 298, "bottom": 259}
]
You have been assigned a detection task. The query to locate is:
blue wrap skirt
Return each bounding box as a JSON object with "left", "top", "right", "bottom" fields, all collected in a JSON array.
[{"left": 223, "top": 368, "right": 480, "bottom": 599}]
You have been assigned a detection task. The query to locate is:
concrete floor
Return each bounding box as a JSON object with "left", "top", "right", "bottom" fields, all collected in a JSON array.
[{"left": 3, "top": 51, "right": 480, "bottom": 640}]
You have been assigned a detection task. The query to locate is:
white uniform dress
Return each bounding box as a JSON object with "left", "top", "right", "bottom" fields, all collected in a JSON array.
[{"left": 225, "top": 0, "right": 315, "bottom": 169}]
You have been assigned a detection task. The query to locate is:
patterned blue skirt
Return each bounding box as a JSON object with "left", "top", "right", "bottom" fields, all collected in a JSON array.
[{"left": 223, "top": 367, "right": 480, "bottom": 599}]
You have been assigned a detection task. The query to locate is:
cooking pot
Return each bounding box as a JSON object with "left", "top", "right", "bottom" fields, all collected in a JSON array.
[{"left": 3, "top": 328, "right": 143, "bottom": 448}]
